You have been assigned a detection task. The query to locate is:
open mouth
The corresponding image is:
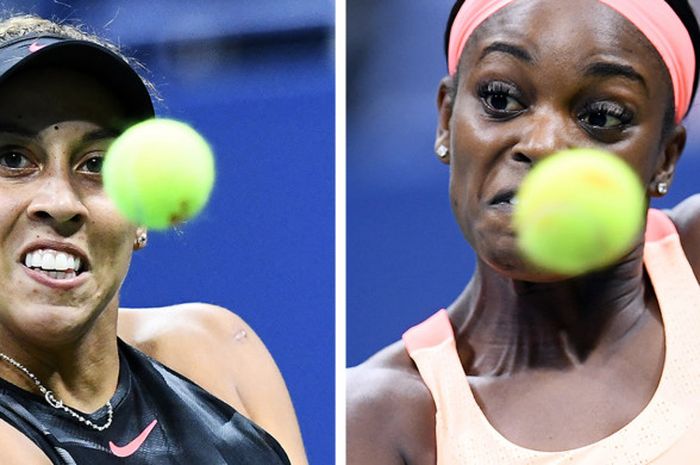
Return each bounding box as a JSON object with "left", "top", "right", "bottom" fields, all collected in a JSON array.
[
  {"left": 489, "top": 190, "right": 518, "bottom": 207},
  {"left": 22, "top": 249, "right": 87, "bottom": 280}
]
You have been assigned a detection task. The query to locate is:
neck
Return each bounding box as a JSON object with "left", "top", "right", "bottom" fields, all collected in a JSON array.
[
  {"left": 0, "top": 302, "right": 120, "bottom": 413},
  {"left": 451, "top": 244, "right": 659, "bottom": 376}
]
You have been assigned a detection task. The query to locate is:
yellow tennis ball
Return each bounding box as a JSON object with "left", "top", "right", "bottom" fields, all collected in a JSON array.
[
  {"left": 513, "top": 148, "right": 645, "bottom": 276},
  {"left": 103, "top": 118, "right": 215, "bottom": 230}
]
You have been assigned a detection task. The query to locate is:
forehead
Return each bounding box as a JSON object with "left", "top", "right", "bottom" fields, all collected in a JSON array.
[
  {"left": 462, "top": 0, "right": 665, "bottom": 76},
  {"left": 0, "top": 66, "right": 126, "bottom": 131}
]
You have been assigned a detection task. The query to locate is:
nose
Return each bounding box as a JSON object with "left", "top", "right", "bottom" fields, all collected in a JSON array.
[
  {"left": 511, "top": 108, "right": 573, "bottom": 164},
  {"left": 27, "top": 174, "right": 88, "bottom": 234}
]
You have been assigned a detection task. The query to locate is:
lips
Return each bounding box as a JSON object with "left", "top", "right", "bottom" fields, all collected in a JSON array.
[
  {"left": 489, "top": 190, "right": 516, "bottom": 206},
  {"left": 19, "top": 241, "right": 90, "bottom": 272},
  {"left": 18, "top": 241, "right": 91, "bottom": 289},
  {"left": 488, "top": 187, "right": 522, "bottom": 209},
  {"left": 24, "top": 249, "right": 82, "bottom": 274},
  {"left": 22, "top": 265, "right": 89, "bottom": 290}
]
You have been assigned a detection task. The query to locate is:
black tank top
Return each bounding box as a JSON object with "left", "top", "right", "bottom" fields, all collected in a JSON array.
[{"left": 0, "top": 339, "right": 290, "bottom": 464}]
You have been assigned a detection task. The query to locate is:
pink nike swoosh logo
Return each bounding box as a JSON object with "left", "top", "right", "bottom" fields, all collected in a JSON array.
[
  {"left": 109, "top": 419, "right": 158, "bottom": 457},
  {"left": 28, "top": 41, "right": 47, "bottom": 53}
]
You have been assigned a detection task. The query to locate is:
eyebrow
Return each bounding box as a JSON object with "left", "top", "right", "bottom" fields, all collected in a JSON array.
[
  {"left": 479, "top": 42, "right": 534, "bottom": 63},
  {"left": 0, "top": 124, "right": 120, "bottom": 143},
  {"left": 583, "top": 62, "right": 648, "bottom": 94},
  {"left": 82, "top": 128, "right": 120, "bottom": 143}
]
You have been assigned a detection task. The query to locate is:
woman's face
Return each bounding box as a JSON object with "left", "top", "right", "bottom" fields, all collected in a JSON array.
[
  {"left": 438, "top": 0, "right": 685, "bottom": 281},
  {"left": 0, "top": 66, "right": 139, "bottom": 346}
]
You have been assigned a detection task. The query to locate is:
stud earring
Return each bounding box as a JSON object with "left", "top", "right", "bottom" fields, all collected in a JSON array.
[
  {"left": 135, "top": 233, "right": 148, "bottom": 249},
  {"left": 657, "top": 181, "right": 669, "bottom": 195},
  {"left": 436, "top": 145, "right": 449, "bottom": 159}
]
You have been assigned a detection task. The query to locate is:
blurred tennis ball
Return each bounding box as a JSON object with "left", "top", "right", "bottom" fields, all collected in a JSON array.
[
  {"left": 103, "top": 118, "right": 215, "bottom": 230},
  {"left": 513, "top": 148, "right": 645, "bottom": 275}
]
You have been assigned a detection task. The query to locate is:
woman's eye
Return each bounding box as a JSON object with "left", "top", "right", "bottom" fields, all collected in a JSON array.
[
  {"left": 583, "top": 111, "right": 622, "bottom": 128},
  {"left": 478, "top": 81, "right": 525, "bottom": 114},
  {"left": 0, "top": 150, "right": 31, "bottom": 169},
  {"left": 78, "top": 155, "right": 104, "bottom": 174},
  {"left": 485, "top": 93, "right": 523, "bottom": 112},
  {"left": 579, "top": 103, "right": 631, "bottom": 129}
]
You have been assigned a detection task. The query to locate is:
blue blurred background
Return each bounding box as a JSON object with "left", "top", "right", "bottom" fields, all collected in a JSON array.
[
  {"left": 347, "top": 0, "right": 700, "bottom": 367},
  {"left": 3, "top": 1, "right": 334, "bottom": 463}
]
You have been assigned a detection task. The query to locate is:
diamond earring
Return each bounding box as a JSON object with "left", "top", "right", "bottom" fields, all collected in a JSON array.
[
  {"left": 657, "top": 181, "right": 669, "bottom": 195},
  {"left": 436, "top": 145, "right": 449, "bottom": 159},
  {"left": 135, "top": 233, "right": 148, "bottom": 249}
]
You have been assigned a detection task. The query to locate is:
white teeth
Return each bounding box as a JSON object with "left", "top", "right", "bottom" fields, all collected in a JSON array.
[
  {"left": 24, "top": 249, "right": 82, "bottom": 272},
  {"left": 55, "top": 253, "right": 68, "bottom": 271},
  {"left": 41, "top": 253, "right": 55, "bottom": 271}
]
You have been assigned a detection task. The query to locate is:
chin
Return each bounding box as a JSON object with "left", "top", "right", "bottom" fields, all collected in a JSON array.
[
  {"left": 479, "top": 249, "right": 574, "bottom": 283},
  {"left": 2, "top": 303, "right": 101, "bottom": 347}
]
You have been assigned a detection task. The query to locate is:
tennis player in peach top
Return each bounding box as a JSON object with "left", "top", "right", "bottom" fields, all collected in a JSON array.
[{"left": 348, "top": 0, "right": 700, "bottom": 463}]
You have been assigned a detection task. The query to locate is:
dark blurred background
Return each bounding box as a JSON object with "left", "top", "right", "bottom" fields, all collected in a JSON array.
[
  {"left": 347, "top": 0, "right": 700, "bottom": 367},
  {"left": 1, "top": 1, "right": 334, "bottom": 463}
]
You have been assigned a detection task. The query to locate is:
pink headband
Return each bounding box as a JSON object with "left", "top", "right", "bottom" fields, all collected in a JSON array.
[{"left": 448, "top": 0, "right": 696, "bottom": 122}]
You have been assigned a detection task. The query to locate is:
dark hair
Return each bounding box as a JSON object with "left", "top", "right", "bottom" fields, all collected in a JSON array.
[{"left": 444, "top": 0, "right": 700, "bottom": 124}]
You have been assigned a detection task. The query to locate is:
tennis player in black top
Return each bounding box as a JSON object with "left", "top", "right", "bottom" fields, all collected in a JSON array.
[{"left": 0, "top": 14, "right": 306, "bottom": 465}]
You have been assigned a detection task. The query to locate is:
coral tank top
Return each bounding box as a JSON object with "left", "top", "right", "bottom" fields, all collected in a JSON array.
[{"left": 403, "top": 209, "right": 700, "bottom": 464}]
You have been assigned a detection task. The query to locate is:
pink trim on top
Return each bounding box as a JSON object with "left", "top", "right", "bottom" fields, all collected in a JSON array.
[
  {"left": 645, "top": 208, "right": 678, "bottom": 242},
  {"left": 447, "top": 0, "right": 512, "bottom": 76},
  {"left": 403, "top": 309, "right": 454, "bottom": 352},
  {"left": 447, "top": 0, "right": 695, "bottom": 122}
]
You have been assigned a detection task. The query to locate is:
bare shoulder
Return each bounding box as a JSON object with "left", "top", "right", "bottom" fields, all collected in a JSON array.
[
  {"left": 668, "top": 195, "right": 700, "bottom": 281},
  {"left": 0, "top": 417, "right": 52, "bottom": 464},
  {"left": 347, "top": 341, "right": 436, "bottom": 465},
  {"left": 118, "top": 302, "right": 249, "bottom": 340},
  {"left": 118, "top": 303, "right": 264, "bottom": 415},
  {"left": 118, "top": 303, "right": 309, "bottom": 465}
]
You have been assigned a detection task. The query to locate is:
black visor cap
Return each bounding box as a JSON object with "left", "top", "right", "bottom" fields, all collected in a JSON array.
[{"left": 0, "top": 35, "right": 155, "bottom": 126}]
